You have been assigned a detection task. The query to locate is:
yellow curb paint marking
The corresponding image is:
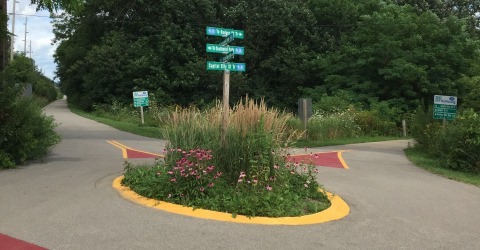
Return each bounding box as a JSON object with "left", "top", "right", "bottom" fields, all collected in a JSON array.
[
  {"left": 337, "top": 151, "right": 350, "bottom": 169},
  {"left": 107, "top": 140, "right": 165, "bottom": 159},
  {"left": 113, "top": 176, "right": 350, "bottom": 225},
  {"left": 107, "top": 140, "right": 128, "bottom": 158}
]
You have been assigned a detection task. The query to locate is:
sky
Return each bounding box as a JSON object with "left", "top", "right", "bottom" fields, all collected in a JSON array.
[{"left": 7, "top": 0, "right": 59, "bottom": 80}]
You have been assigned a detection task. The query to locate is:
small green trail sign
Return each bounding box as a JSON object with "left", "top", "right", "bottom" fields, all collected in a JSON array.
[
  {"left": 433, "top": 95, "right": 457, "bottom": 120},
  {"left": 206, "top": 26, "right": 244, "bottom": 39},
  {"left": 207, "top": 61, "right": 245, "bottom": 71},
  {"left": 133, "top": 91, "right": 149, "bottom": 107},
  {"left": 206, "top": 44, "right": 244, "bottom": 55}
]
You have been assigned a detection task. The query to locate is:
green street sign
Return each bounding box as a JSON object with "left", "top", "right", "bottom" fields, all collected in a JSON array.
[
  {"left": 134, "top": 98, "right": 149, "bottom": 107},
  {"left": 433, "top": 104, "right": 456, "bottom": 120},
  {"left": 433, "top": 95, "right": 457, "bottom": 120},
  {"left": 207, "top": 61, "right": 246, "bottom": 72},
  {"left": 133, "top": 91, "right": 149, "bottom": 107},
  {"left": 206, "top": 44, "right": 244, "bottom": 55},
  {"left": 206, "top": 26, "right": 244, "bottom": 39}
]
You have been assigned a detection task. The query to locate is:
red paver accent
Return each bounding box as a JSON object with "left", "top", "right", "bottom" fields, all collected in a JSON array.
[
  {"left": 286, "top": 152, "right": 345, "bottom": 169},
  {"left": 125, "top": 148, "right": 162, "bottom": 158},
  {"left": 0, "top": 233, "right": 47, "bottom": 250}
]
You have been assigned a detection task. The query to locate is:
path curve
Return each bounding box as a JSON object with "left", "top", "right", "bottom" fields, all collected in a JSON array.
[{"left": 0, "top": 99, "right": 479, "bottom": 249}]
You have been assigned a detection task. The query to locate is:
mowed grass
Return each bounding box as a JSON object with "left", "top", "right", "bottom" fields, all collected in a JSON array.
[
  {"left": 294, "top": 136, "right": 405, "bottom": 148},
  {"left": 69, "top": 104, "right": 163, "bottom": 139},
  {"left": 404, "top": 147, "right": 480, "bottom": 187}
]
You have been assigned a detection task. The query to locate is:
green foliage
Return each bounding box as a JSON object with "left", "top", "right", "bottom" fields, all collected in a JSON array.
[
  {"left": 123, "top": 150, "right": 330, "bottom": 217},
  {"left": 3, "top": 54, "right": 59, "bottom": 102},
  {"left": 53, "top": 0, "right": 480, "bottom": 116},
  {"left": 307, "top": 110, "right": 360, "bottom": 140},
  {"left": 411, "top": 107, "right": 480, "bottom": 174},
  {"left": 433, "top": 110, "right": 480, "bottom": 173},
  {"left": 0, "top": 85, "right": 61, "bottom": 167},
  {"left": 160, "top": 97, "right": 296, "bottom": 183}
]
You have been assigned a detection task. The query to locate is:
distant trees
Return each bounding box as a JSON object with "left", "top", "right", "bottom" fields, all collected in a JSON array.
[{"left": 53, "top": 0, "right": 480, "bottom": 112}]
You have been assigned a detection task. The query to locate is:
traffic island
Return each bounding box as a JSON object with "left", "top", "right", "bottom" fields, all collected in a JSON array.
[{"left": 112, "top": 176, "right": 349, "bottom": 225}]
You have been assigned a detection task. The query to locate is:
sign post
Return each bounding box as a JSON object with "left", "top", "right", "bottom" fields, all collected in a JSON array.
[
  {"left": 206, "top": 26, "right": 245, "bottom": 146},
  {"left": 133, "top": 91, "right": 149, "bottom": 125}
]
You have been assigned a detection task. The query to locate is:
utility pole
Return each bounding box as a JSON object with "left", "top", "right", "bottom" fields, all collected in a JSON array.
[
  {"left": 23, "top": 17, "right": 28, "bottom": 54},
  {"left": 29, "top": 40, "right": 31, "bottom": 58},
  {"left": 10, "top": 0, "right": 18, "bottom": 61}
]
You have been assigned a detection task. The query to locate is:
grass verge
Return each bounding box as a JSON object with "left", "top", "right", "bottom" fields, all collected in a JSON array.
[
  {"left": 404, "top": 147, "right": 480, "bottom": 187},
  {"left": 69, "top": 104, "right": 163, "bottom": 139},
  {"left": 294, "top": 136, "right": 406, "bottom": 148}
]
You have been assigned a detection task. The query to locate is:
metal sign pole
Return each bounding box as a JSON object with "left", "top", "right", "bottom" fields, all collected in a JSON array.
[{"left": 221, "top": 70, "right": 230, "bottom": 147}]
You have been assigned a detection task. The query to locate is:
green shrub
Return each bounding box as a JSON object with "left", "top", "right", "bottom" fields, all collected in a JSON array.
[
  {"left": 307, "top": 110, "right": 360, "bottom": 140},
  {"left": 0, "top": 151, "right": 15, "bottom": 169},
  {"left": 0, "top": 86, "right": 61, "bottom": 167},
  {"left": 123, "top": 149, "right": 330, "bottom": 217},
  {"left": 160, "top": 97, "right": 298, "bottom": 183},
  {"left": 434, "top": 110, "right": 480, "bottom": 174}
]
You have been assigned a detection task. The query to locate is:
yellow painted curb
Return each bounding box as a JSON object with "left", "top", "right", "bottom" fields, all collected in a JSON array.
[{"left": 113, "top": 176, "right": 349, "bottom": 225}]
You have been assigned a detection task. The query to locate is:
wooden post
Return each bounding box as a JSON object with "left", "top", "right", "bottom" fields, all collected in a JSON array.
[
  {"left": 303, "top": 99, "right": 308, "bottom": 139},
  {"left": 442, "top": 118, "right": 446, "bottom": 130},
  {"left": 402, "top": 119, "right": 407, "bottom": 137},
  {"left": 140, "top": 106, "right": 145, "bottom": 125},
  {"left": 221, "top": 70, "right": 230, "bottom": 147}
]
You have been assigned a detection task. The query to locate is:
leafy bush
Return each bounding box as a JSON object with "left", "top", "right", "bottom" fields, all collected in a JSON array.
[
  {"left": 160, "top": 97, "right": 298, "bottom": 182},
  {"left": 411, "top": 106, "right": 480, "bottom": 174},
  {"left": 307, "top": 110, "right": 360, "bottom": 140},
  {"left": 0, "top": 85, "right": 61, "bottom": 167},
  {"left": 433, "top": 110, "right": 480, "bottom": 173},
  {"left": 123, "top": 148, "right": 330, "bottom": 217},
  {"left": 122, "top": 96, "right": 330, "bottom": 217}
]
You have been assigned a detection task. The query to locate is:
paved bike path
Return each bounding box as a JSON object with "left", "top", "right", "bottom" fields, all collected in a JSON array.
[{"left": 0, "top": 99, "right": 479, "bottom": 249}]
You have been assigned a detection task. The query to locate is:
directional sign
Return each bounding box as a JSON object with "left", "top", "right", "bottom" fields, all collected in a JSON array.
[
  {"left": 133, "top": 91, "right": 148, "bottom": 98},
  {"left": 219, "top": 33, "right": 234, "bottom": 46},
  {"left": 133, "top": 91, "right": 149, "bottom": 107},
  {"left": 434, "top": 95, "right": 457, "bottom": 105},
  {"left": 220, "top": 52, "right": 234, "bottom": 62},
  {"left": 207, "top": 61, "right": 246, "bottom": 72},
  {"left": 206, "top": 44, "right": 244, "bottom": 55},
  {"left": 433, "top": 95, "right": 457, "bottom": 120},
  {"left": 206, "top": 26, "right": 244, "bottom": 39}
]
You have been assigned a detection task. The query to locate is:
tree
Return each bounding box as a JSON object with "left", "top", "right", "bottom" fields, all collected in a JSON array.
[{"left": 305, "top": 3, "right": 479, "bottom": 110}]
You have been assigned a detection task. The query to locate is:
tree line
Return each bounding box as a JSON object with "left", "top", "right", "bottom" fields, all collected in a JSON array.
[{"left": 53, "top": 0, "right": 480, "bottom": 112}]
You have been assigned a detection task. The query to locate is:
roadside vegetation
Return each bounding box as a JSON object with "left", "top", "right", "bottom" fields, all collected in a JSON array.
[
  {"left": 405, "top": 107, "right": 480, "bottom": 186},
  {"left": 55, "top": 0, "right": 480, "bottom": 217},
  {"left": 123, "top": 98, "right": 331, "bottom": 217},
  {"left": 0, "top": 54, "right": 61, "bottom": 169}
]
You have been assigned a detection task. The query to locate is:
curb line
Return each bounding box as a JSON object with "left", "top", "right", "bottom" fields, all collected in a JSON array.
[{"left": 113, "top": 176, "right": 350, "bottom": 225}]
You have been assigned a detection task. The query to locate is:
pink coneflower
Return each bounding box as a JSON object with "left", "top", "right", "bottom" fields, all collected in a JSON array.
[
  {"left": 168, "top": 171, "right": 174, "bottom": 175},
  {"left": 170, "top": 178, "right": 176, "bottom": 182},
  {"left": 199, "top": 187, "right": 205, "bottom": 192},
  {"left": 273, "top": 164, "right": 280, "bottom": 169},
  {"left": 239, "top": 172, "right": 246, "bottom": 178},
  {"left": 266, "top": 185, "right": 272, "bottom": 191},
  {"left": 208, "top": 183, "right": 214, "bottom": 187}
]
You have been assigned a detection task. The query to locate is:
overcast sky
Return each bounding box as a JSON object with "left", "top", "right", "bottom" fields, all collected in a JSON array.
[{"left": 7, "top": 0, "right": 59, "bottom": 80}]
